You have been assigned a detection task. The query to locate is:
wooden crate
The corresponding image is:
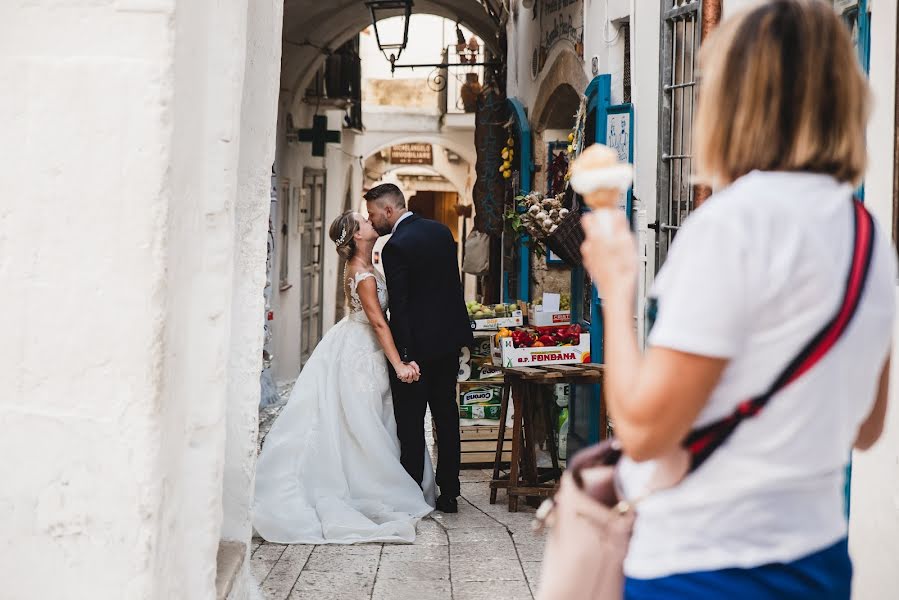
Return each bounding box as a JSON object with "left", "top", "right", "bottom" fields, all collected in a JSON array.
[{"left": 461, "top": 424, "right": 512, "bottom": 466}]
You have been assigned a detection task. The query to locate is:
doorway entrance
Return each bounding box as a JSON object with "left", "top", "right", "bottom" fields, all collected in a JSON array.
[
  {"left": 408, "top": 190, "right": 460, "bottom": 241},
  {"left": 300, "top": 169, "right": 326, "bottom": 367}
]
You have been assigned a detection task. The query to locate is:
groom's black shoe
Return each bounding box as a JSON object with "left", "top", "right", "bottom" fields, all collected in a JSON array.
[{"left": 435, "top": 495, "right": 458, "bottom": 513}]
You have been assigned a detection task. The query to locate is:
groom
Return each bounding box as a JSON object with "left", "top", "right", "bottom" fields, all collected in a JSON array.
[{"left": 365, "top": 183, "right": 474, "bottom": 513}]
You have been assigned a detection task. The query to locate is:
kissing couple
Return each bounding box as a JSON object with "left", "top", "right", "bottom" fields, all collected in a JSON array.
[{"left": 253, "top": 183, "right": 474, "bottom": 544}]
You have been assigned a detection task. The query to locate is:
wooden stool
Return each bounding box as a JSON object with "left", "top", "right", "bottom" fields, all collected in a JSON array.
[{"left": 489, "top": 364, "right": 604, "bottom": 512}]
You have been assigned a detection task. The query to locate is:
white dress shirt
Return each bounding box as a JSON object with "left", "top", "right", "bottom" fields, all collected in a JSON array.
[{"left": 391, "top": 211, "right": 414, "bottom": 234}]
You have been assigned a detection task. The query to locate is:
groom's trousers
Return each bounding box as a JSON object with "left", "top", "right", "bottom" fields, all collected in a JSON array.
[{"left": 390, "top": 351, "right": 461, "bottom": 498}]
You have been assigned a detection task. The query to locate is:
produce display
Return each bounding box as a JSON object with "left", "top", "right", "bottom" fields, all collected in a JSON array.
[
  {"left": 509, "top": 191, "right": 569, "bottom": 239},
  {"left": 495, "top": 324, "right": 582, "bottom": 348},
  {"left": 466, "top": 300, "right": 519, "bottom": 320},
  {"left": 498, "top": 136, "right": 515, "bottom": 180}
]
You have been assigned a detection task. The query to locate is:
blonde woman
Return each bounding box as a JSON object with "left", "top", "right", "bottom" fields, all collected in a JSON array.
[
  {"left": 253, "top": 211, "right": 435, "bottom": 544},
  {"left": 581, "top": 1, "right": 895, "bottom": 598}
]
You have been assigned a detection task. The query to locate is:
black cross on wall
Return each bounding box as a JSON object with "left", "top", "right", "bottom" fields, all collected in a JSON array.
[{"left": 298, "top": 115, "right": 341, "bottom": 157}]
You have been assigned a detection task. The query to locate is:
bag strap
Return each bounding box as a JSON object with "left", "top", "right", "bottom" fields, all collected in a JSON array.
[{"left": 683, "top": 199, "right": 876, "bottom": 473}]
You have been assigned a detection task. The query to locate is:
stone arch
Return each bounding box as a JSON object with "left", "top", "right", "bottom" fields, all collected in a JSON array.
[
  {"left": 531, "top": 49, "right": 590, "bottom": 133},
  {"left": 358, "top": 133, "right": 477, "bottom": 169},
  {"left": 529, "top": 50, "right": 589, "bottom": 196},
  {"left": 527, "top": 49, "right": 589, "bottom": 301}
]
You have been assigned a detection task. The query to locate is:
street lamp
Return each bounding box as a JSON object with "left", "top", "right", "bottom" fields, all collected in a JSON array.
[{"left": 365, "top": 0, "right": 414, "bottom": 68}]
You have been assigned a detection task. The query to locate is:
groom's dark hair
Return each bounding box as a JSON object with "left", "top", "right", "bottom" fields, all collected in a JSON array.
[{"left": 364, "top": 183, "right": 406, "bottom": 209}]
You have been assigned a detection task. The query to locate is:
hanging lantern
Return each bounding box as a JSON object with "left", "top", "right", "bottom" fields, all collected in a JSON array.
[{"left": 365, "top": 0, "right": 414, "bottom": 68}]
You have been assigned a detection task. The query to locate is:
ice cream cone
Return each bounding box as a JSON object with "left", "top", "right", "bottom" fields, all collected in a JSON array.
[{"left": 568, "top": 144, "right": 633, "bottom": 210}]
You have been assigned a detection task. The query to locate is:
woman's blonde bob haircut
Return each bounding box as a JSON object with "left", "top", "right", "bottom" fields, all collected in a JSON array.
[{"left": 694, "top": 0, "right": 870, "bottom": 187}]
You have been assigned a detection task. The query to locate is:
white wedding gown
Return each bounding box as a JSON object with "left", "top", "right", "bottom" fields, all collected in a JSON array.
[{"left": 253, "top": 270, "right": 436, "bottom": 544}]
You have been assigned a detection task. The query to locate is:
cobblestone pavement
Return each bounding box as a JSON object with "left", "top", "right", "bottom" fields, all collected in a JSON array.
[{"left": 253, "top": 392, "right": 544, "bottom": 600}]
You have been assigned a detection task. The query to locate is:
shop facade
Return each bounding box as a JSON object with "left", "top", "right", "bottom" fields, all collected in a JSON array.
[{"left": 497, "top": 2, "right": 899, "bottom": 596}]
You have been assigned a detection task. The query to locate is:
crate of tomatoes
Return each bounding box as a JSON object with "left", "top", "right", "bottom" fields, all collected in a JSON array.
[{"left": 491, "top": 324, "right": 591, "bottom": 367}]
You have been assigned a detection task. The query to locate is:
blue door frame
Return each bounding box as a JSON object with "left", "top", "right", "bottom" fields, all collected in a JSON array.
[
  {"left": 568, "top": 75, "right": 612, "bottom": 452},
  {"left": 504, "top": 97, "right": 534, "bottom": 304},
  {"left": 842, "top": 0, "right": 870, "bottom": 517}
]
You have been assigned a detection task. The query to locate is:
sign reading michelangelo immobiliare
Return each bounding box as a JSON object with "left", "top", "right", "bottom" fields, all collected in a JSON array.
[{"left": 389, "top": 143, "right": 433, "bottom": 165}]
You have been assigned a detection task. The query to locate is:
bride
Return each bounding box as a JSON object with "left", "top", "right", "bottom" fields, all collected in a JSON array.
[{"left": 252, "top": 210, "right": 436, "bottom": 544}]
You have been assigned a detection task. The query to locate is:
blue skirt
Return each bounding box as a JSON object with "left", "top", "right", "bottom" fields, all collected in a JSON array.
[{"left": 624, "top": 538, "right": 852, "bottom": 600}]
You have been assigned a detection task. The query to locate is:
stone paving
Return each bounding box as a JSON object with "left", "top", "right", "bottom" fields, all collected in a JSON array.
[{"left": 253, "top": 393, "right": 545, "bottom": 600}]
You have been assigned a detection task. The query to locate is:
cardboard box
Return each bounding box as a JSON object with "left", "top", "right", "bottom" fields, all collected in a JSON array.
[
  {"left": 458, "top": 358, "right": 504, "bottom": 381},
  {"left": 458, "top": 385, "right": 503, "bottom": 406},
  {"left": 459, "top": 404, "right": 503, "bottom": 420},
  {"left": 471, "top": 335, "right": 493, "bottom": 358},
  {"left": 492, "top": 333, "right": 591, "bottom": 367},
  {"left": 469, "top": 310, "right": 524, "bottom": 331},
  {"left": 530, "top": 309, "right": 572, "bottom": 327}
]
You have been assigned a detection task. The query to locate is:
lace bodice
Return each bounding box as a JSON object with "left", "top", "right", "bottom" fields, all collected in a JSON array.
[{"left": 348, "top": 270, "right": 388, "bottom": 323}]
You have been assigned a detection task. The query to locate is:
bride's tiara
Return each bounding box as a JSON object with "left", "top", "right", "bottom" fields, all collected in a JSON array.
[{"left": 336, "top": 225, "right": 348, "bottom": 246}]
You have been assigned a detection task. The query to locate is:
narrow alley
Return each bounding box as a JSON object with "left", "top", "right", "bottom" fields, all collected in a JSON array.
[{"left": 7, "top": 1, "right": 899, "bottom": 599}]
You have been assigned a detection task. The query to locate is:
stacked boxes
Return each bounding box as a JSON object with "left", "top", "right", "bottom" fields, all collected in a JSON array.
[{"left": 458, "top": 333, "right": 503, "bottom": 422}]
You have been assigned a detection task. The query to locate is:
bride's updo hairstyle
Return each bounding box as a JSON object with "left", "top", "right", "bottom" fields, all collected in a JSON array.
[{"left": 329, "top": 211, "right": 359, "bottom": 261}]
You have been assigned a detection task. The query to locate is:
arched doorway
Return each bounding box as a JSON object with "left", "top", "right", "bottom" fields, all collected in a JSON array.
[{"left": 361, "top": 142, "right": 476, "bottom": 302}]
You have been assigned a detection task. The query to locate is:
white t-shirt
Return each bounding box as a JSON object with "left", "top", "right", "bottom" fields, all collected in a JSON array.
[{"left": 619, "top": 171, "right": 897, "bottom": 579}]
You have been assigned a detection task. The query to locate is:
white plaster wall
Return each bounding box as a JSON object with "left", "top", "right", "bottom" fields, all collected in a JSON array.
[
  {"left": 0, "top": 1, "right": 279, "bottom": 598},
  {"left": 271, "top": 102, "right": 357, "bottom": 384},
  {"left": 221, "top": 0, "right": 283, "bottom": 557},
  {"left": 849, "top": 1, "right": 899, "bottom": 597},
  {"left": 506, "top": 0, "right": 541, "bottom": 103},
  {"left": 630, "top": 0, "right": 662, "bottom": 300},
  {"left": 0, "top": 2, "right": 175, "bottom": 597}
]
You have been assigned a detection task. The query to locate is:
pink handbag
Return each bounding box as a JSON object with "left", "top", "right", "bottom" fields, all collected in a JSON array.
[
  {"left": 535, "top": 441, "right": 634, "bottom": 600},
  {"left": 536, "top": 199, "right": 875, "bottom": 600}
]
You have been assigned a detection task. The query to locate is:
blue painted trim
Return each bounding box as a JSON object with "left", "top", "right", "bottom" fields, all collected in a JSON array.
[
  {"left": 508, "top": 97, "right": 533, "bottom": 303},
  {"left": 856, "top": 0, "right": 870, "bottom": 203},
  {"left": 858, "top": 0, "right": 870, "bottom": 74},
  {"left": 588, "top": 76, "right": 612, "bottom": 444},
  {"left": 567, "top": 75, "right": 613, "bottom": 446}
]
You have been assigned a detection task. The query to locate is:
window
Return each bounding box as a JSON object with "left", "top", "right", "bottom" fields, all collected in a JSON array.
[
  {"left": 654, "top": 0, "right": 702, "bottom": 270},
  {"left": 622, "top": 22, "right": 632, "bottom": 104}
]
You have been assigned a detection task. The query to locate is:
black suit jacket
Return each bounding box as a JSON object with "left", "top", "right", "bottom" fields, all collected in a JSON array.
[{"left": 382, "top": 214, "right": 474, "bottom": 363}]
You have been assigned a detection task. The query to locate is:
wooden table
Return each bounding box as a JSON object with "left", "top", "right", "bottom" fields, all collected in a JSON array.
[{"left": 489, "top": 364, "right": 604, "bottom": 511}]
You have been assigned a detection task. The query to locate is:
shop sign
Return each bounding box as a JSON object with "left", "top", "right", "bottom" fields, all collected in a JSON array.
[
  {"left": 389, "top": 143, "right": 433, "bottom": 165},
  {"left": 541, "top": 0, "right": 584, "bottom": 54}
]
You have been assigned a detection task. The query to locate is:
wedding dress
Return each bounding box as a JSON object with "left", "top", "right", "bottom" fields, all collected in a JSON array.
[{"left": 253, "top": 270, "right": 436, "bottom": 544}]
